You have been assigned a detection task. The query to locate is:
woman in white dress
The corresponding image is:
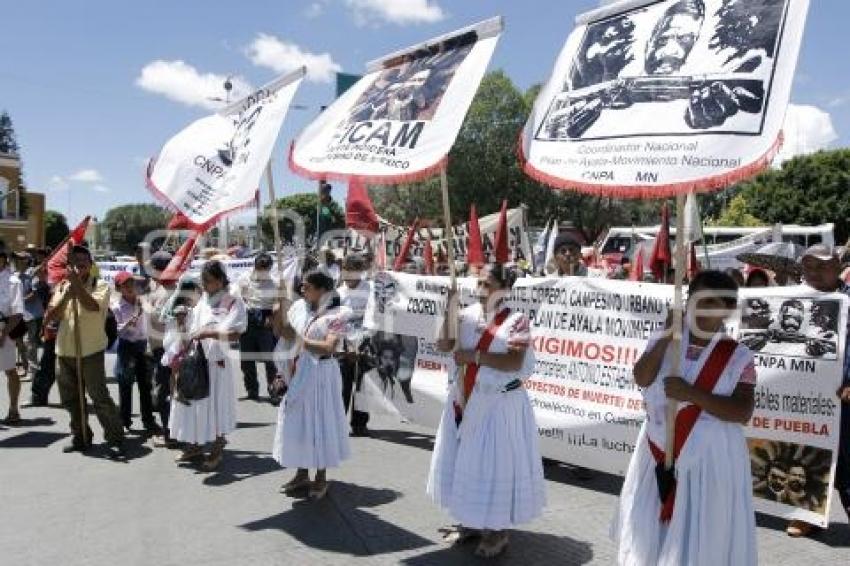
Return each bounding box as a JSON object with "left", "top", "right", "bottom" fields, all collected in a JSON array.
[
  {"left": 0, "top": 251, "right": 25, "bottom": 424},
  {"left": 612, "top": 270, "right": 758, "bottom": 566},
  {"left": 273, "top": 270, "right": 350, "bottom": 500},
  {"left": 169, "top": 261, "right": 247, "bottom": 471},
  {"left": 428, "top": 263, "right": 545, "bottom": 558}
]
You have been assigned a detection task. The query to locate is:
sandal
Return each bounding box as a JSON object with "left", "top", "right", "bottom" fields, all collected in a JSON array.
[
  {"left": 308, "top": 480, "right": 329, "bottom": 500},
  {"left": 474, "top": 531, "right": 509, "bottom": 558},
  {"left": 280, "top": 475, "right": 311, "bottom": 494},
  {"left": 1, "top": 412, "right": 22, "bottom": 425},
  {"left": 438, "top": 525, "right": 481, "bottom": 545},
  {"left": 201, "top": 448, "right": 224, "bottom": 471},
  {"left": 175, "top": 446, "right": 204, "bottom": 463}
]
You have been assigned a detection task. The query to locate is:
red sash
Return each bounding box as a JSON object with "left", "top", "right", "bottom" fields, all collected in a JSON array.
[
  {"left": 648, "top": 338, "right": 737, "bottom": 522},
  {"left": 462, "top": 308, "right": 511, "bottom": 403}
]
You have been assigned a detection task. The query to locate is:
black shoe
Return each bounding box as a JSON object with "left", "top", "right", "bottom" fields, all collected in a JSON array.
[
  {"left": 29, "top": 398, "right": 48, "bottom": 407},
  {"left": 62, "top": 438, "right": 91, "bottom": 453},
  {"left": 350, "top": 427, "right": 371, "bottom": 438},
  {"left": 269, "top": 394, "right": 282, "bottom": 407},
  {"left": 246, "top": 391, "right": 259, "bottom": 401},
  {"left": 104, "top": 441, "right": 126, "bottom": 460},
  {"left": 143, "top": 422, "right": 162, "bottom": 436}
]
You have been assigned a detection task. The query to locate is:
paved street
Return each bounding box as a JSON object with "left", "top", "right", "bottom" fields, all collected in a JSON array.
[{"left": 1, "top": 355, "right": 847, "bottom": 565}]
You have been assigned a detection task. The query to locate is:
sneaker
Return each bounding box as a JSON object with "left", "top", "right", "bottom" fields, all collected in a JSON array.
[{"left": 786, "top": 520, "right": 820, "bottom": 538}]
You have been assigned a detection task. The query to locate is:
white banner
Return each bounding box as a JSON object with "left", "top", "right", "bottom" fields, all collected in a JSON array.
[
  {"left": 290, "top": 18, "right": 502, "bottom": 183},
  {"left": 364, "top": 273, "right": 846, "bottom": 526},
  {"left": 97, "top": 256, "right": 299, "bottom": 288},
  {"left": 520, "top": 0, "right": 810, "bottom": 196},
  {"left": 324, "top": 206, "right": 532, "bottom": 264},
  {"left": 147, "top": 68, "right": 306, "bottom": 228}
]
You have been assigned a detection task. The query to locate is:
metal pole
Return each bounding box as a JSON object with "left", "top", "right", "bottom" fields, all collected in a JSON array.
[
  {"left": 265, "top": 162, "right": 287, "bottom": 299},
  {"left": 665, "top": 192, "right": 687, "bottom": 469}
]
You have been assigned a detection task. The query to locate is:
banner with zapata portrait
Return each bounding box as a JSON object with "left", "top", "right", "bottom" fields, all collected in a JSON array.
[
  {"left": 733, "top": 286, "right": 848, "bottom": 528},
  {"left": 147, "top": 68, "right": 305, "bottom": 230},
  {"left": 520, "top": 0, "right": 810, "bottom": 197},
  {"left": 289, "top": 17, "right": 502, "bottom": 184}
]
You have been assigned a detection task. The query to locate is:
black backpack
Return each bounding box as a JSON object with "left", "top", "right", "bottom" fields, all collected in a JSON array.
[
  {"left": 176, "top": 341, "right": 210, "bottom": 401},
  {"left": 105, "top": 309, "right": 118, "bottom": 350}
]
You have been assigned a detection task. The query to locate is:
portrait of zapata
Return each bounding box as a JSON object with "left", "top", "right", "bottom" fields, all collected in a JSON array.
[
  {"left": 749, "top": 439, "right": 831, "bottom": 514},
  {"left": 739, "top": 297, "right": 840, "bottom": 360},
  {"left": 538, "top": 0, "right": 789, "bottom": 140},
  {"left": 348, "top": 31, "right": 477, "bottom": 123},
  {"left": 366, "top": 332, "right": 418, "bottom": 404}
]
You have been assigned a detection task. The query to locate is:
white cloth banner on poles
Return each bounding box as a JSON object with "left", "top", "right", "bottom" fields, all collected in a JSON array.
[
  {"left": 289, "top": 17, "right": 503, "bottom": 184},
  {"left": 520, "top": 0, "right": 810, "bottom": 197},
  {"left": 146, "top": 68, "right": 306, "bottom": 229},
  {"left": 363, "top": 272, "right": 846, "bottom": 527}
]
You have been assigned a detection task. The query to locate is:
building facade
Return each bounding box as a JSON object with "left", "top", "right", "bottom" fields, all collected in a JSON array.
[{"left": 0, "top": 151, "right": 45, "bottom": 251}]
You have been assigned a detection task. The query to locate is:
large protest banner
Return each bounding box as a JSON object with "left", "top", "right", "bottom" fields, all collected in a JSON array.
[
  {"left": 147, "top": 68, "right": 306, "bottom": 230},
  {"left": 289, "top": 18, "right": 503, "bottom": 184},
  {"left": 323, "top": 206, "right": 532, "bottom": 264},
  {"left": 364, "top": 272, "right": 847, "bottom": 525},
  {"left": 519, "top": 0, "right": 810, "bottom": 197}
]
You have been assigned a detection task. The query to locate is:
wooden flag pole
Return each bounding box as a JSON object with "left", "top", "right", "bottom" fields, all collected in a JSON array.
[
  {"left": 439, "top": 167, "right": 457, "bottom": 302},
  {"left": 665, "top": 192, "right": 688, "bottom": 469},
  {"left": 264, "top": 161, "right": 287, "bottom": 301}
]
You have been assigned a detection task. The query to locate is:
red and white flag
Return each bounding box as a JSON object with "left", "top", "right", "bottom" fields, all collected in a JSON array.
[{"left": 47, "top": 216, "right": 91, "bottom": 286}]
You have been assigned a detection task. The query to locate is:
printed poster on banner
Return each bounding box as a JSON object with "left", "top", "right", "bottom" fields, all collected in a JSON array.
[
  {"left": 146, "top": 68, "right": 306, "bottom": 229},
  {"left": 520, "top": 0, "right": 810, "bottom": 196},
  {"left": 734, "top": 287, "right": 848, "bottom": 528},
  {"left": 290, "top": 17, "right": 502, "bottom": 183}
]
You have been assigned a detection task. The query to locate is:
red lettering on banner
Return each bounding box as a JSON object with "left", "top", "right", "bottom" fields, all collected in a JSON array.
[
  {"left": 581, "top": 390, "right": 626, "bottom": 408},
  {"left": 751, "top": 416, "right": 769, "bottom": 429},
  {"left": 532, "top": 337, "right": 639, "bottom": 365},
  {"left": 417, "top": 359, "right": 444, "bottom": 371},
  {"left": 771, "top": 418, "right": 828, "bottom": 436}
]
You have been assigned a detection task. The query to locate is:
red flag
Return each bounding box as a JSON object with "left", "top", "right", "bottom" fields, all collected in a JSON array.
[
  {"left": 649, "top": 203, "right": 671, "bottom": 282},
  {"left": 47, "top": 216, "right": 91, "bottom": 286},
  {"left": 493, "top": 199, "right": 509, "bottom": 264},
  {"left": 630, "top": 247, "right": 644, "bottom": 282},
  {"left": 374, "top": 232, "right": 387, "bottom": 271},
  {"left": 424, "top": 236, "right": 435, "bottom": 275},
  {"left": 159, "top": 232, "right": 199, "bottom": 283},
  {"left": 687, "top": 242, "right": 701, "bottom": 280},
  {"left": 393, "top": 219, "right": 419, "bottom": 271},
  {"left": 167, "top": 212, "right": 193, "bottom": 231},
  {"left": 467, "top": 204, "right": 485, "bottom": 268},
  {"left": 345, "top": 179, "right": 379, "bottom": 234}
]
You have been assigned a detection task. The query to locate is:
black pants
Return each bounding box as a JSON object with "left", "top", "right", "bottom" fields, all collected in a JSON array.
[
  {"left": 151, "top": 347, "right": 171, "bottom": 431},
  {"left": 835, "top": 402, "right": 850, "bottom": 518},
  {"left": 339, "top": 356, "right": 369, "bottom": 430},
  {"left": 31, "top": 337, "right": 56, "bottom": 404},
  {"left": 116, "top": 339, "right": 155, "bottom": 428},
  {"left": 239, "top": 323, "right": 277, "bottom": 396}
]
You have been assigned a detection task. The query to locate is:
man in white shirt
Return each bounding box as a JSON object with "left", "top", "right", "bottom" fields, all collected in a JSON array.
[
  {"left": 237, "top": 253, "right": 280, "bottom": 403},
  {"left": 337, "top": 254, "right": 372, "bottom": 435},
  {"left": 0, "top": 251, "right": 25, "bottom": 424}
]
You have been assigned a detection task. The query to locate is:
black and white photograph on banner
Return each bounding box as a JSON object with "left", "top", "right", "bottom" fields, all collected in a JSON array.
[
  {"left": 739, "top": 297, "right": 840, "bottom": 360},
  {"left": 366, "top": 331, "right": 418, "bottom": 404},
  {"left": 348, "top": 31, "right": 477, "bottom": 123},
  {"left": 749, "top": 439, "right": 833, "bottom": 515},
  {"left": 537, "top": 0, "right": 789, "bottom": 140}
]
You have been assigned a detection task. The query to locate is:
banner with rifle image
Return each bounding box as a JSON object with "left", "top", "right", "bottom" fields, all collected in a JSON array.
[{"left": 520, "top": 0, "right": 810, "bottom": 196}]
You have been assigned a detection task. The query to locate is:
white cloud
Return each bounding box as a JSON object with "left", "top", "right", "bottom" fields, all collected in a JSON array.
[
  {"left": 344, "top": 0, "right": 445, "bottom": 26},
  {"left": 304, "top": 1, "right": 329, "bottom": 18},
  {"left": 92, "top": 184, "right": 110, "bottom": 193},
  {"left": 68, "top": 168, "right": 103, "bottom": 183},
  {"left": 136, "top": 60, "right": 253, "bottom": 110},
  {"left": 245, "top": 34, "right": 341, "bottom": 83},
  {"left": 827, "top": 96, "right": 848, "bottom": 108},
  {"left": 776, "top": 103, "right": 839, "bottom": 163}
]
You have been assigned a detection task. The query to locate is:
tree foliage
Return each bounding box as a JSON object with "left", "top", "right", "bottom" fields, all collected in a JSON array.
[
  {"left": 44, "top": 210, "right": 69, "bottom": 248},
  {"left": 736, "top": 149, "right": 850, "bottom": 243},
  {"left": 707, "top": 194, "right": 764, "bottom": 227},
  {"left": 0, "top": 111, "right": 19, "bottom": 155},
  {"left": 102, "top": 204, "right": 170, "bottom": 253},
  {"left": 261, "top": 192, "right": 345, "bottom": 246},
  {"left": 366, "top": 71, "right": 661, "bottom": 242}
]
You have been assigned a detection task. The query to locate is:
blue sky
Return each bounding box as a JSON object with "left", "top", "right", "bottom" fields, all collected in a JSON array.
[{"left": 1, "top": 0, "right": 848, "bottom": 226}]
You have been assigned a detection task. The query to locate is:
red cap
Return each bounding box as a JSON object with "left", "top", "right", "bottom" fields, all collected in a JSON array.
[{"left": 114, "top": 272, "right": 134, "bottom": 287}]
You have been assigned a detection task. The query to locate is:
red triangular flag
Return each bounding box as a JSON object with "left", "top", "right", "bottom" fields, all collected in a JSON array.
[
  {"left": 649, "top": 203, "right": 671, "bottom": 282},
  {"left": 393, "top": 218, "right": 419, "bottom": 271},
  {"left": 687, "top": 242, "right": 701, "bottom": 280},
  {"left": 159, "top": 232, "right": 200, "bottom": 283},
  {"left": 424, "top": 236, "right": 435, "bottom": 275},
  {"left": 345, "top": 179, "right": 379, "bottom": 234},
  {"left": 467, "top": 204, "right": 485, "bottom": 268},
  {"left": 47, "top": 216, "right": 91, "bottom": 286},
  {"left": 630, "top": 247, "right": 644, "bottom": 282},
  {"left": 493, "top": 200, "right": 509, "bottom": 264},
  {"left": 167, "top": 211, "right": 193, "bottom": 231}
]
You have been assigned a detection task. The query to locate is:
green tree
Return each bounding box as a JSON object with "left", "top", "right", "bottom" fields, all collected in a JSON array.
[
  {"left": 102, "top": 204, "right": 170, "bottom": 253},
  {"left": 261, "top": 192, "right": 345, "bottom": 246},
  {"left": 0, "top": 111, "right": 18, "bottom": 155},
  {"left": 738, "top": 149, "right": 850, "bottom": 242},
  {"left": 366, "top": 71, "right": 664, "bottom": 242},
  {"left": 44, "top": 210, "right": 70, "bottom": 248},
  {"left": 707, "top": 194, "right": 765, "bottom": 227}
]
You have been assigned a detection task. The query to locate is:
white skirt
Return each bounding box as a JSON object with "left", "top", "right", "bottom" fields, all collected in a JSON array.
[
  {"left": 427, "top": 386, "right": 546, "bottom": 530},
  {"left": 273, "top": 355, "right": 350, "bottom": 470},
  {"left": 0, "top": 339, "right": 16, "bottom": 372},
  {"left": 169, "top": 360, "right": 237, "bottom": 445},
  {"left": 612, "top": 421, "right": 757, "bottom": 566}
]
